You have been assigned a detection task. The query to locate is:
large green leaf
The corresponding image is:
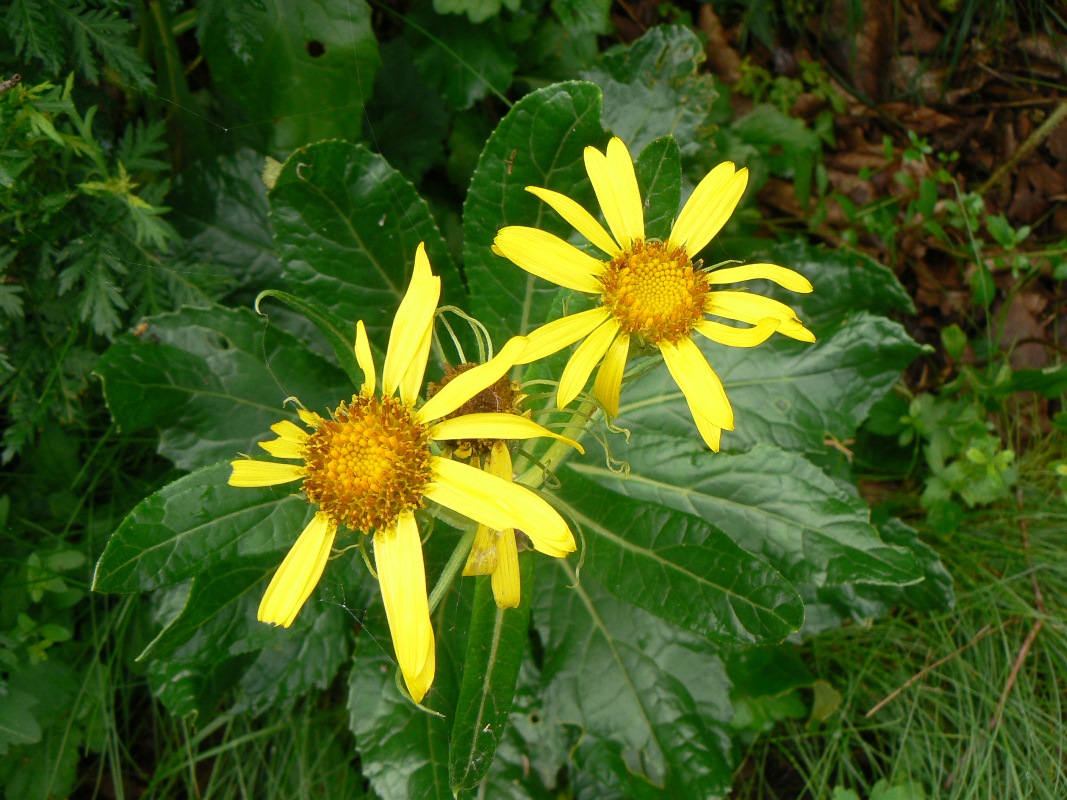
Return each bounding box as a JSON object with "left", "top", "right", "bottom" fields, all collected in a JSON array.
[
  {"left": 406, "top": 0, "right": 517, "bottom": 110},
  {"left": 169, "top": 148, "right": 281, "bottom": 299},
  {"left": 199, "top": 0, "right": 380, "bottom": 156},
  {"left": 633, "top": 135, "right": 681, "bottom": 242},
  {"left": 92, "top": 462, "right": 312, "bottom": 592},
  {"left": 803, "top": 517, "right": 955, "bottom": 635},
  {"left": 580, "top": 25, "right": 718, "bottom": 157},
  {"left": 555, "top": 468, "right": 804, "bottom": 644},
  {"left": 142, "top": 550, "right": 372, "bottom": 717},
  {"left": 448, "top": 557, "right": 534, "bottom": 793},
  {"left": 535, "top": 561, "right": 733, "bottom": 795},
  {"left": 232, "top": 604, "right": 353, "bottom": 715},
  {"left": 465, "top": 81, "right": 607, "bottom": 346},
  {"left": 94, "top": 305, "right": 347, "bottom": 470},
  {"left": 569, "top": 438, "right": 923, "bottom": 589},
  {"left": 270, "top": 140, "right": 458, "bottom": 352},
  {"left": 138, "top": 554, "right": 278, "bottom": 661},
  {"left": 617, "top": 312, "right": 924, "bottom": 456},
  {"left": 364, "top": 38, "right": 450, "bottom": 182},
  {"left": 348, "top": 639, "right": 452, "bottom": 800}
]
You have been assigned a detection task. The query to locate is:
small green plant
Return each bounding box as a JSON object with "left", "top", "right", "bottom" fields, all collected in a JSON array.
[
  {"left": 897, "top": 391, "right": 1018, "bottom": 532},
  {"left": 735, "top": 56, "right": 847, "bottom": 116}
]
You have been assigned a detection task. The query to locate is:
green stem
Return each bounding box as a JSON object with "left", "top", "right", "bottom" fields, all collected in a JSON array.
[
  {"left": 428, "top": 527, "right": 476, "bottom": 614},
  {"left": 516, "top": 398, "right": 600, "bottom": 487}
]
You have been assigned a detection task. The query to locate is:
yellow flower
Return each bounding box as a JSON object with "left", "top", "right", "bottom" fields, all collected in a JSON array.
[
  {"left": 493, "top": 137, "right": 815, "bottom": 451},
  {"left": 228, "top": 244, "right": 577, "bottom": 703},
  {"left": 462, "top": 442, "right": 523, "bottom": 609}
]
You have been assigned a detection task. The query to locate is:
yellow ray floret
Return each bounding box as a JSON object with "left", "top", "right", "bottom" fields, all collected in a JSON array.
[
  {"left": 424, "top": 456, "right": 575, "bottom": 558},
  {"left": 375, "top": 511, "right": 434, "bottom": 703},
  {"left": 258, "top": 512, "right": 337, "bottom": 628},
  {"left": 229, "top": 460, "right": 305, "bottom": 487}
]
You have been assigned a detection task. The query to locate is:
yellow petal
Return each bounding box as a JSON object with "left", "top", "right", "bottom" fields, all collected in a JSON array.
[
  {"left": 669, "top": 164, "right": 748, "bottom": 257},
  {"left": 229, "top": 460, "right": 305, "bottom": 487},
  {"left": 271, "top": 420, "right": 309, "bottom": 442},
  {"left": 258, "top": 437, "right": 305, "bottom": 459},
  {"left": 694, "top": 317, "right": 780, "bottom": 348},
  {"left": 463, "top": 524, "right": 499, "bottom": 576},
  {"left": 592, "top": 331, "right": 629, "bottom": 418},
  {"left": 355, "top": 319, "right": 376, "bottom": 396},
  {"left": 297, "top": 408, "right": 324, "bottom": 428},
  {"left": 259, "top": 420, "right": 310, "bottom": 458},
  {"left": 374, "top": 511, "right": 435, "bottom": 703},
  {"left": 526, "top": 186, "right": 621, "bottom": 256},
  {"left": 516, "top": 307, "right": 612, "bottom": 365},
  {"left": 417, "top": 336, "right": 528, "bottom": 423},
  {"left": 484, "top": 446, "right": 528, "bottom": 615},
  {"left": 707, "top": 291, "right": 816, "bottom": 342},
  {"left": 708, "top": 263, "right": 813, "bottom": 293},
  {"left": 424, "top": 456, "right": 576, "bottom": 557},
  {"left": 487, "top": 439, "right": 512, "bottom": 481},
  {"left": 399, "top": 311, "right": 435, "bottom": 406},
  {"left": 410, "top": 620, "right": 436, "bottom": 701},
  {"left": 258, "top": 512, "right": 336, "bottom": 628},
  {"left": 659, "top": 337, "right": 734, "bottom": 430},
  {"left": 692, "top": 412, "right": 723, "bottom": 452},
  {"left": 585, "top": 138, "right": 644, "bottom": 248},
  {"left": 557, "top": 318, "right": 620, "bottom": 409},
  {"left": 493, "top": 227, "right": 606, "bottom": 293},
  {"left": 429, "top": 413, "right": 584, "bottom": 454},
  {"left": 383, "top": 243, "right": 441, "bottom": 399},
  {"left": 491, "top": 530, "right": 521, "bottom": 609}
]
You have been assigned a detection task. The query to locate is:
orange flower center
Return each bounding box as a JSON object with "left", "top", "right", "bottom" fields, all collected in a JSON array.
[
  {"left": 426, "top": 364, "right": 521, "bottom": 460},
  {"left": 600, "top": 239, "right": 709, "bottom": 343},
  {"left": 301, "top": 395, "right": 433, "bottom": 532}
]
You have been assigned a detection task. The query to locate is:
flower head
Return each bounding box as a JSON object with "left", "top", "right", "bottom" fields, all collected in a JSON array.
[
  {"left": 493, "top": 137, "right": 815, "bottom": 451},
  {"left": 229, "top": 244, "right": 578, "bottom": 702}
]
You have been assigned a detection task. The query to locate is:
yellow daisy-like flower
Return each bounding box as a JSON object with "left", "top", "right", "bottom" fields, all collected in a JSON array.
[
  {"left": 462, "top": 442, "right": 523, "bottom": 609},
  {"left": 493, "top": 137, "right": 816, "bottom": 451},
  {"left": 228, "top": 244, "right": 578, "bottom": 703}
]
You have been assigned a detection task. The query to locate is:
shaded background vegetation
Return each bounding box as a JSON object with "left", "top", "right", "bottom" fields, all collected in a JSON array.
[{"left": 1, "top": 0, "right": 1064, "bottom": 798}]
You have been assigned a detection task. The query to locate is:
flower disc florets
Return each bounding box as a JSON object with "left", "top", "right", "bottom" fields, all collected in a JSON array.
[
  {"left": 600, "top": 238, "right": 710, "bottom": 343},
  {"left": 301, "top": 395, "right": 433, "bottom": 532},
  {"left": 427, "top": 364, "right": 520, "bottom": 459}
]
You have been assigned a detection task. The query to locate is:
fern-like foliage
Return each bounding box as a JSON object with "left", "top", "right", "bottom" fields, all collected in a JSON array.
[
  {"left": 6, "top": 0, "right": 65, "bottom": 73},
  {"left": 0, "top": 77, "right": 208, "bottom": 462},
  {"left": 1, "top": 0, "right": 152, "bottom": 89}
]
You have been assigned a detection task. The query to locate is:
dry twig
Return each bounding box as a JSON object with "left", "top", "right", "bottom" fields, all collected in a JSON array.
[{"left": 866, "top": 619, "right": 1014, "bottom": 717}]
